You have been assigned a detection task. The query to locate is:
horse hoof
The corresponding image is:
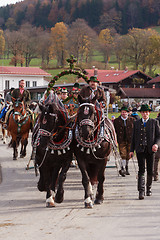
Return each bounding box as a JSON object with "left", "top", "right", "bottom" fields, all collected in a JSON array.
[
  {"left": 85, "top": 202, "right": 93, "bottom": 208},
  {"left": 94, "top": 199, "right": 103, "bottom": 205},
  {"left": 55, "top": 194, "right": 64, "bottom": 203},
  {"left": 3, "top": 141, "right": 6, "bottom": 144},
  {"left": 46, "top": 196, "right": 55, "bottom": 207},
  {"left": 20, "top": 154, "right": 26, "bottom": 158},
  {"left": 46, "top": 202, "right": 55, "bottom": 208},
  {"left": 119, "top": 170, "right": 125, "bottom": 177},
  {"left": 13, "top": 157, "right": 17, "bottom": 161}
]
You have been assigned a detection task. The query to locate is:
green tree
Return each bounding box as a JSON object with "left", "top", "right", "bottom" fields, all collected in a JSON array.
[{"left": 5, "top": 17, "right": 17, "bottom": 31}]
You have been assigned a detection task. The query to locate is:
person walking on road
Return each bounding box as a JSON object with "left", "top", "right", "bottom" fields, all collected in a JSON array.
[
  {"left": 114, "top": 106, "right": 135, "bottom": 177},
  {"left": 130, "top": 104, "right": 160, "bottom": 200}
]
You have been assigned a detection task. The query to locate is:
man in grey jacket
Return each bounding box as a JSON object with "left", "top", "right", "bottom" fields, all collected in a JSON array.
[{"left": 130, "top": 104, "right": 160, "bottom": 200}]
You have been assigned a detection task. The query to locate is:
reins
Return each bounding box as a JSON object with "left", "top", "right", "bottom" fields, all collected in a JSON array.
[
  {"left": 36, "top": 147, "right": 48, "bottom": 169},
  {"left": 53, "top": 112, "right": 77, "bottom": 139}
]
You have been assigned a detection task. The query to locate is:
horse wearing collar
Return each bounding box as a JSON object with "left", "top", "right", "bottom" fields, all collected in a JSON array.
[
  {"left": 8, "top": 97, "right": 31, "bottom": 160},
  {"left": 73, "top": 94, "right": 115, "bottom": 208},
  {"left": 32, "top": 93, "right": 73, "bottom": 207}
]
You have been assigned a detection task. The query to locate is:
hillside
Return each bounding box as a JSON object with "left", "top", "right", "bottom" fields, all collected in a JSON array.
[{"left": 0, "top": 0, "right": 160, "bottom": 34}]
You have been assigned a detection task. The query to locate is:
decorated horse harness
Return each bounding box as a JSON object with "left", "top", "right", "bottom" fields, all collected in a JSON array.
[{"left": 75, "top": 102, "right": 110, "bottom": 154}]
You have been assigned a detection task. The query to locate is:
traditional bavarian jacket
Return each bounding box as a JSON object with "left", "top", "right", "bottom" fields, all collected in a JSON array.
[
  {"left": 79, "top": 85, "right": 106, "bottom": 106},
  {"left": 130, "top": 118, "right": 160, "bottom": 154},
  {"left": 12, "top": 88, "right": 31, "bottom": 107},
  {"left": 114, "top": 115, "right": 135, "bottom": 144}
]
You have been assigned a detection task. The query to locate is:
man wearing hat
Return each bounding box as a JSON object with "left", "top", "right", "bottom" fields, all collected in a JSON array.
[
  {"left": 56, "top": 87, "right": 62, "bottom": 99},
  {"left": 79, "top": 76, "right": 106, "bottom": 107},
  {"left": 61, "top": 87, "right": 68, "bottom": 102},
  {"left": 130, "top": 104, "right": 160, "bottom": 200},
  {"left": 114, "top": 106, "right": 135, "bottom": 176}
]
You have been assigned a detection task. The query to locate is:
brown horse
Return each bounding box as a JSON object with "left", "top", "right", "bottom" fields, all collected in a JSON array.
[
  {"left": 73, "top": 95, "right": 116, "bottom": 208},
  {"left": 8, "top": 97, "right": 31, "bottom": 160}
]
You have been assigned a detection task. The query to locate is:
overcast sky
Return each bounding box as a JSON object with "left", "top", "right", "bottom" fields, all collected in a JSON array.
[{"left": 0, "top": 0, "right": 23, "bottom": 7}]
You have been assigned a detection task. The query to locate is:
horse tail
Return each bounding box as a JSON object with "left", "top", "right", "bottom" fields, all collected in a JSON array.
[{"left": 87, "top": 163, "right": 98, "bottom": 185}]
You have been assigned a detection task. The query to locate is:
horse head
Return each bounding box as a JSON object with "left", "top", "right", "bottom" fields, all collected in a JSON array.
[
  {"left": 39, "top": 103, "right": 63, "bottom": 149},
  {"left": 77, "top": 94, "right": 98, "bottom": 141},
  {"left": 12, "top": 97, "right": 25, "bottom": 122}
]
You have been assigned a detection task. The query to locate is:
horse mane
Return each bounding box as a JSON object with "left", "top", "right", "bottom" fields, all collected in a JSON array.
[{"left": 44, "top": 91, "right": 68, "bottom": 122}]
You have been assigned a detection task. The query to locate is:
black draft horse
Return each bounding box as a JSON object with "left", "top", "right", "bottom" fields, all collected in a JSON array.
[
  {"left": 33, "top": 95, "right": 73, "bottom": 207},
  {"left": 74, "top": 95, "right": 115, "bottom": 208}
]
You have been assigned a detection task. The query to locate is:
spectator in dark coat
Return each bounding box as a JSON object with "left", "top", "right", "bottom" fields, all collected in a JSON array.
[
  {"left": 131, "top": 107, "right": 140, "bottom": 120},
  {"left": 153, "top": 112, "right": 160, "bottom": 181},
  {"left": 130, "top": 104, "right": 160, "bottom": 200},
  {"left": 114, "top": 106, "right": 135, "bottom": 176}
]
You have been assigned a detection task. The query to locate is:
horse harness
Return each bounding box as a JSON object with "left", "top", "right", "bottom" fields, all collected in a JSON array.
[
  {"left": 13, "top": 100, "right": 30, "bottom": 133},
  {"left": 75, "top": 103, "right": 110, "bottom": 154}
]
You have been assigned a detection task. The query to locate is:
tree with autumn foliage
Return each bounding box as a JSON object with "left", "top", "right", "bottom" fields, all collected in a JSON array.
[
  {"left": 50, "top": 22, "right": 68, "bottom": 67},
  {"left": 4, "top": 30, "right": 23, "bottom": 66},
  {"left": 140, "top": 30, "right": 160, "bottom": 74},
  {"left": 121, "top": 28, "right": 160, "bottom": 71},
  {"left": 99, "top": 28, "right": 114, "bottom": 69},
  {"left": 67, "top": 19, "right": 97, "bottom": 64},
  {"left": 113, "top": 34, "right": 128, "bottom": 70},
  {"left": 0, "top": 29, "right": 5, "bottom": 58},
  {"left": 19, "top": 23, "right": 40, "bottom": 67}
]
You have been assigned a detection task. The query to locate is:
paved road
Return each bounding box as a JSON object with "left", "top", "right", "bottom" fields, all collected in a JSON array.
[{"left": 0, "top": 135, "right": 160, "bottom": 240}]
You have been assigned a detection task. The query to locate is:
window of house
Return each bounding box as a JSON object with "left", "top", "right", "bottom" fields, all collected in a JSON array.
[
  {"left": 33, "top": 81, "right": 37, "bottom": 87},
  {"left": 26, "top": 81, "right": 30, "bottom": 87},
  {"left": 5, "top": 80, "right": 10, "bottom": 89}
]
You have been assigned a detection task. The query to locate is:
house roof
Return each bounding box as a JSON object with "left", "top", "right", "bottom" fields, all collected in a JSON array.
[
  {"left": 147, "top": 75, "right": 160, "bottom": 84},
  {"left": 0, "top": 66, "right": 52, "bottom": 77},
  {"left": 117, "top": 87, "right": 160, "bottom": 98},
  {"left": 86, "top": 69, "right": 152, "bottom": 83}
]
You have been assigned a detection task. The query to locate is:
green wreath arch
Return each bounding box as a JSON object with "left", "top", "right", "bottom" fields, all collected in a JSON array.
[{"left": 46, "top": 55, "right": 88, "bottom": 96}]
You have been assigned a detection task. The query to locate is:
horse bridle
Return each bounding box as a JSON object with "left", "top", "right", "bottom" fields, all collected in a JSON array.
[
  {"left": 39, "top": 112, "right": 58, "bottom": 138},
  {"left": 78, "top": 103, "right": 96, "bottom": 130},
  {"left": 13, "top": 99, "right": 27, "bottom": 118}
]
